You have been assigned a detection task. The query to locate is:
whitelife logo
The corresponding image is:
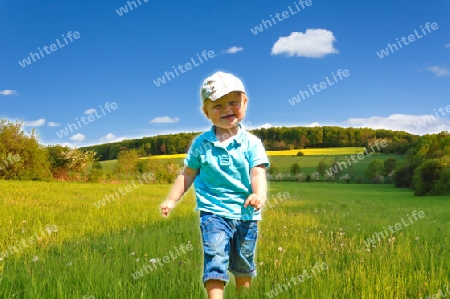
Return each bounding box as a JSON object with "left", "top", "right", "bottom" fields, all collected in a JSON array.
[
  {"left": 115, "top": 0, "right": 149, "bottom": 16},
  {"left": 153, "top": 50, "right": 215, "bottom": 87},
  {"left": 288, "top": 69, "right": 350, "bottom": 106},
  {"left": 56, "top": 102, "right": 118, "bottom": 138},
  {"left": 376, "top": 22, "right": 438, "bottom": 58},
  {"left": 363, "top": 211, "right": 425, "bottom": 247},
  {"left": 0, "top": 225, "right": 58, "bottom": 261},
  {"left": 250, "top": 0, "right": 313, "bottom": 35},
  {"left": 18, "top": 31, "right": 81, "bottom": 68},
  {"left": 325, "top": 140, "right": 388, "bottom": 177}
]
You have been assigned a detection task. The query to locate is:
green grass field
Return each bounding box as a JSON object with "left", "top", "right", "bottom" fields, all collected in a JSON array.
[
  {"left": 100, "top": 150, "right": 405, "bottom": 181},
  {"left": 0, "top": 180, "right": 449, "bottom": 298},
  {"left": 268, "top": 154, "right": 406, "bottom": 177}
]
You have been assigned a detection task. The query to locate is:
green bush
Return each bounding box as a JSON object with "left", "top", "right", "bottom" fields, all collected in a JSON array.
[
  {"left": 393, "top": 160, "right": 416, "bottom": 188},
  {"left": 435, "top": 167, "right": 450, "bottom": 195},
  {"left": 412, "top": 159, "right": 443, "bottom": 196}
]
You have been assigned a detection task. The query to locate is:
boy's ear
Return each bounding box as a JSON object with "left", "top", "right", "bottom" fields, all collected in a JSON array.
[
  {"left": 202, "top": 106, "right": 210, "bottom": 119},
  {"left": 242, "top": 94, "right": 248, "bottom": 108}
]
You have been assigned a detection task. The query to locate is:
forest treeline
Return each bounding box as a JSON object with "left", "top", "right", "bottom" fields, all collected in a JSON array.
[
  {"left": 1, "top": 119, "right": 448, "bottom": 196},
  {"left": 80, "top": 126, "right": 419, "bottom": 161}
]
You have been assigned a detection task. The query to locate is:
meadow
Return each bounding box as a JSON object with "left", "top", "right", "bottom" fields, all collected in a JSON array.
[
  {"left": 0, "top": 180, "right": 449, "bottom": 298},
  {"left": 99, "top": 147, "right": 405, "bottom": 182}
]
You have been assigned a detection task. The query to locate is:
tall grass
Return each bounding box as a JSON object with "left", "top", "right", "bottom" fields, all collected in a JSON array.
[{"left": 0, "top": 181, "right": 448, "bottom": 298}]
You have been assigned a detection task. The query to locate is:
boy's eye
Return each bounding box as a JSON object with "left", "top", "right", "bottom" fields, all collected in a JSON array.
[{"left": 213, "top": 105, "right": 221, "bottom": 109}]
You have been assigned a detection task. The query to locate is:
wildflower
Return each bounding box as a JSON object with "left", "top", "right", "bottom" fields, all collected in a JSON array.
[
  {"left": 22, "top": 220, "right": 27, "bottom": 223},
  {"left": 259, "top": 262, "right": 264, "bottom": 266},
  {"left": 32, "top": 256, "right": 39, "bottom": 262},
  {"left": 130, "top": 252, "right": 136, "bottom": 256},
  {"left": 149, "top": 258, "right": 157, "bottom": 264}
]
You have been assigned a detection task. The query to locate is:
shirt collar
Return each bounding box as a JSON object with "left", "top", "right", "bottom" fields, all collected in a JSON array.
[{"left": 203, "top": 123, "right": 245, "bottom": 145}]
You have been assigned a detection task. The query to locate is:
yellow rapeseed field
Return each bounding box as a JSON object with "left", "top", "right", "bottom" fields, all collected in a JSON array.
[{"left": 146, "top": 147, "right": 365, "bottom": 159}]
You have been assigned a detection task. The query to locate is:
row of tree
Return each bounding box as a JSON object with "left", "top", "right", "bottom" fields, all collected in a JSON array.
[
  {"left": 81, "top": 126, "right": 419, "bottom": 161},
  {"left": 1, "top": 118, "right": 448, "bottom": 195}
]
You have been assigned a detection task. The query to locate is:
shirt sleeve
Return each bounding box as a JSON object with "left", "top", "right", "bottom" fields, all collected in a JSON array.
[
  {"left": 184, "top": 136, "right": 203, "bottom": 169},
  {"left": 247, "top": 135, "right": 270, "bottom": 169}
]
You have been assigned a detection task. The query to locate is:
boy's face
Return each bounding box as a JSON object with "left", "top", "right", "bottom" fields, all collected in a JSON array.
[{"left": 203, "top": 91, "right": 247, "bottom": 130}]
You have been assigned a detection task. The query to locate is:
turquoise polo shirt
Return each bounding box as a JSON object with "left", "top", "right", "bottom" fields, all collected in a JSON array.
[{"left": 184, "top": 124, "right": 270, "bottom": 220}]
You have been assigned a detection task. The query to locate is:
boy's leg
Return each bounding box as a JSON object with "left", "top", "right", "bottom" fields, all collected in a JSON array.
[
  {"left": 229, "top": 220, "right": 259, "bottom": 290},
  {"left": 200, "top": 211, "right": 233, "bottom": 298},
  {"left": 205, "top": 280, "right": 225, "bottom": 299},
  {"left": 235, "top": 276, "right": 252, "bottom": 288}
]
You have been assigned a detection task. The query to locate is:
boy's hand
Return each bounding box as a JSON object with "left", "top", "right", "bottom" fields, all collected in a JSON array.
[
  {"left": 244, "top": 194, "right": 264, "bottom": 212},
  {"left": 160, "top": 199, "right": 176, "bottom": 217}
]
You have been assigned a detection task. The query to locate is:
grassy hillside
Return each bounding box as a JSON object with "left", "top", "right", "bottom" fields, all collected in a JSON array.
[
  {"left": 99, "top": 148, "right": 405, "bottom": 182},
  {"left": 0, "top": 181, "right": 448, "bottom": 298},
  {"left": 269, "top": 154, "right": 406, "bottom": 176}
]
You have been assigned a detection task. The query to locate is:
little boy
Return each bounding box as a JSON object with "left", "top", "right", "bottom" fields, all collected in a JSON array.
[{"left": 160, "top": 71, "right": 269, "bottom": 299}]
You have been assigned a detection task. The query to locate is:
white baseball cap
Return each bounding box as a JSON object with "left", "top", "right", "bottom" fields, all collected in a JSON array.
[{"left": 200, "top": 71, "right": 246, "bottom": 105}]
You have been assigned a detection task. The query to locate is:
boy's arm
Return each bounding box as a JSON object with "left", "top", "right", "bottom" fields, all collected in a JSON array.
[
  {"left": 160, "top": 166, "right": 199, "bottom": 217},
  {"left": 244, "top": 164, "right": 267, "bottom": 211}
]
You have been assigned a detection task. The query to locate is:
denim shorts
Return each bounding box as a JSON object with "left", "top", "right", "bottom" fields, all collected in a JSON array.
[{"left": 199, "top": 211, "right": 259, "bottom": 285}]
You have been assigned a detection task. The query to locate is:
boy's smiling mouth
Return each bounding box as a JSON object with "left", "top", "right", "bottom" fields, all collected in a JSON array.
[{"left": 221, "top": 114, "right": 236, "bottom": 120}]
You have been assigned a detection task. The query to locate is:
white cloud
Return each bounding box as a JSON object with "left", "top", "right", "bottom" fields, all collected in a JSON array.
[
  {"left": 149, "top": 116, "right": 180, "bottom": 124},
  {"left": 344, "top": 114, "right": 450, "bottom": 135},
  {"left": 23, "top": 118, "right": 45, "bottom": 126},
  {"left": 70, "top": 133, "right": 85, "bottom": 142},
  {"left": 85, "top": 109, "right": 96, "bottom": 114},
  {"left": 99, "top": 133, "right": 127, "bottom": 143},
  {"left": 247, "top": 122, "right": 273, "bottom": 130},
  {"left": 445, "top": 43, "right": 450, "bottom": 48},
  {"left": 271, "top": 29, "right": 338, "bottom": 58},
  {"left": 104, "top": 133, "right": 115, "bottom": 140},
  {"left": 225, "top": 46, "right": 244, "bottom": 54},
  {"left": 258, "top": 123, "right": 273, "bottom": 129},
  {"left": 306, "top": 122, "right": 320, "bottom": 127},
  {"left": 0, "top": 90, "right": 18, "bottom": 96},
  {"left": 424, "top": 65, "right": 450, "bottom": 77},
  {"left": 47, "top": 122, "right": 60, "bottom": 127}
]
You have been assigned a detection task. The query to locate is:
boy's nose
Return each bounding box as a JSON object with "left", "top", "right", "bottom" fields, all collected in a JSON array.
[{"left": 222, "top": 103, "right": 232, "bottom": 111}]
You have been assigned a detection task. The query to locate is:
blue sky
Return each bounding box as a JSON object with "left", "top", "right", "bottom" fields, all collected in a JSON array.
[{"left": 1, "top": 0, "right": 449, "bottom": 147}]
